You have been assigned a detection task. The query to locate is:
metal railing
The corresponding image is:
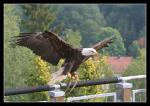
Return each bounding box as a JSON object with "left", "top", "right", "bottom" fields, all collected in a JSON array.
[
  {"left": 67, "top": 92, "right": 117, "bottom": 102},
  {"left": 132, "top": 89, "right": 146, "bottom": 102},
  {"left": 65, "top": 75, "right": 146, "bottom": 102},
  {"left": 4, "top": 75, "right": 146, "bottom": 102},
  {"left": 67, "top": 89, "right": 146, "bottom": 102},
  {"left": 4, "top": 76, "right": 122, "bottom": 96}
]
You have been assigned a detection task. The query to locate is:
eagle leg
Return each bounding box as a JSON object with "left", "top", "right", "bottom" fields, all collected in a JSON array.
[
  {"left": 65, "top": 72, "right": 79, "bottom": 93},
  {"left": 64, "top": 72, "right": 72, "bottom": 93},
  {"left": 68, "top": 72, "right": 79, "bottom": 94}
]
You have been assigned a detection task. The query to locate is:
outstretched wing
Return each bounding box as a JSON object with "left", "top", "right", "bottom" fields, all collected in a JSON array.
[
  {"left": 11, "top": 31, "right": 77, "bottom": 65},
  {"left": 91, "top": 36, "right": 116, "bottom": 51}
]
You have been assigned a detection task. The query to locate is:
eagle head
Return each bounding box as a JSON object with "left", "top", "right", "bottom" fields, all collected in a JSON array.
[{"left": 81, "top": 48, "right": 98, "bottom": 56}]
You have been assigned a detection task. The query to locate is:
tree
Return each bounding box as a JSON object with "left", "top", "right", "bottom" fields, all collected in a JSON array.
[
  {"left": 24, "top": 56, "right": 51, "bottom": 101},
  {"left": 139, "top": 26, "right": 146, "bottom": 37},
  {"left": 4, "top": 4, "right": 37, "bottom": 101},
  {"left": 63, "top": 29, "right": 82, "bottom": 48},
  {"left": 99, "top": 4, "right": 146, "bottom": 54},
  {"left": 122, "top": 48, "right": 146, "bottom": 101},
  {"left": 128, "top": 41, "right": 141, "bottom": 58},
  {"left": 53, "top": 4, "right": 106, "bottom": 47},
  {"left": 20, "top": 4, "right": 56, "bottom": 32},
  {"left": 123, "top": 48, "right": 146, "bottom": 80},
  {"left": 95, "top": 27, "right": 126, "bottom": 56}
]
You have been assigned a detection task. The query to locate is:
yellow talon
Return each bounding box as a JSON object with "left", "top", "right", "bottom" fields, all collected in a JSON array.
[
  {"left": 67, "top": 72, "right": 71, "bottom": 78},
  {"left": 75, "top": 74, "right": 79, "bottom": 79},
  {"left": 72, "top": 72, "right": 79, "bottom": 80},
  {"left": 71, "top": 76, "right": 76, "bottom": 80}
]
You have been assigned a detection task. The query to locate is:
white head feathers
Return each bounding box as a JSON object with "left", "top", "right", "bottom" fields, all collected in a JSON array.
[{"left": 81, "top": 48, "right": 97, "bottom": 56}]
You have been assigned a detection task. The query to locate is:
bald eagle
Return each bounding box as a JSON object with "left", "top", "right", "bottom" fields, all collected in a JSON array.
[{"left": 11, "top": 31, "right": 115, "bottom": 85}]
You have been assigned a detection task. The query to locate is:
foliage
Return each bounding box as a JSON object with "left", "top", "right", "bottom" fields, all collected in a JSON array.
[
  {"left": 95, "top": 27, "right": 126, "bottom": 56},
  {"left": 139, "top": 25, "right": 146, "bottom": 37},
  {"left": 63, "top": 29, "right": 82, "bottom": 48},
  {"left": 99, "top": 4, "right": 146, "bottom": 54},
  {"left": 122, "top": 48, "right": 146, "bottom": 102},
  {"left": 64, "top": 55, "right": 114, "bottom": 102},
  {"left": 53, "top": 4, "right": 106, "bottom": 46},
  {"left": 123, "top": 48, "right": 146, "bottom": 92},
  {"left": 20, "top": 4, "right": 56, "bottom": 32},
  {"left": 123, "top": 48, "right": 146, "bottom": 78},
  {"left": 128, "top": 41, "right": 141, "bottom": 58},
  {"left": 4, "top": 4, "right": 36, "bottom": 101},
  {"left": 23, "top": 56, "right": 51, "bottom": 101}
]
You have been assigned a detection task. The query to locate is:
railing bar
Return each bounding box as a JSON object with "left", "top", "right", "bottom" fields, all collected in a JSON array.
[
  {"left": 4, "top": 77, "right": 121, "bottom": 96},
  {"left": 122, "top": 75, "right": 146, "bottom": 81},
  {"left": 67, "top": 92, "right": 116, "bottom": 102},
  {"left": 132, "top": 89, "right": 146, "bottom": 93},
  {"left": 113, "top": 93, "right": 117, "bottom": 102},
  {"left": 4, "top": 75, "right": 146, "bottom": 96},
  {"left": 132, "top": 89, "right": 146, "bottom": 102}
]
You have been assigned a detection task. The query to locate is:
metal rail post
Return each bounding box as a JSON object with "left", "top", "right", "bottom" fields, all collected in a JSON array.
[
  {"left": 116, "top": 82, "right": 133, "bottom": 102},
  {"left": 48, "top": 84, "right": 65, "bottom": 102}
]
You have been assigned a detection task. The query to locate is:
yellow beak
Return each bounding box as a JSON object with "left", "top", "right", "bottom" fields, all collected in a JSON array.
[
  {"left": 91, "top": 52, "right": 99, "bottom": 60},
  {"left": 94, "top": 51, "right": 98, "bottom": 56}
]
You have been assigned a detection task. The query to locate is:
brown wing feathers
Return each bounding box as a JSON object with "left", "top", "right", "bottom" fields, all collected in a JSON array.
[
  {"left": 91, "top": 36, "right": 116, "bottom": 51},
  {"left": 43, "top": 31, "right": 75, "bottom": 58},
  {"left": 11, "top": 30, "right": 115, "bottom": 70},
  {"left": 11, "top": 31, "right": 76, "bottom": 65}
]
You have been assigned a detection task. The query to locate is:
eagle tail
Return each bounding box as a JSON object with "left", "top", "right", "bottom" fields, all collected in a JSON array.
[{"left": 48, "top": 67, "right": 67, "bottom": 85}]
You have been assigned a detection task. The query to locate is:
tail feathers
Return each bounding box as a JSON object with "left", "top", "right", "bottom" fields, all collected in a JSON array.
[{"left": 48, "top": 67, "right": 67, "bottom": 86}]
